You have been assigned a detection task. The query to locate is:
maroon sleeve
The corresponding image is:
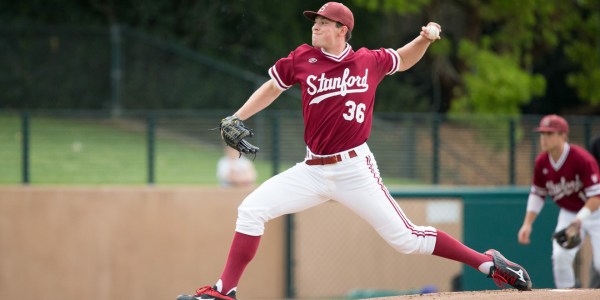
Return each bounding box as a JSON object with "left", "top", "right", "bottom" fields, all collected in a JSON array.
[
  {"left": 531, "top": 155, "right": 547, "bottom": 197},
  {"left": 580, "top": 152, "right": 600, "bottom": 198},
  {"left": 371, "top": 48, "right": 401, "bottom": 76},
  {"left": 268, "top": 49, "right": 298, "bottom": 90}
]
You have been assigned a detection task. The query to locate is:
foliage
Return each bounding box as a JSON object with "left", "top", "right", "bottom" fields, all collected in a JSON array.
[
  {"left": 563, "top": 9, "right": 600, "bottom": 105},
  {"left": 459, "top": 0, "right": 599, "bottom": 114},
  {"left": 352, "top": 0, "right": 600, "bottom": 114},
  {"left": 354, "top": 0, "right": 432, "bottom": 14},
  {"left": 450, "top": 40, "right": 545, "bottom": 115},
  {"left": 1, "top": 0, "right": 599, "bottom": 113}
]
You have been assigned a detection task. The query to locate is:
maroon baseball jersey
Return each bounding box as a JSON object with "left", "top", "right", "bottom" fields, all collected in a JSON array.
[
  {"left": 269, "top": 44, "right": 400, "bottom": 155},
  {"left": 530, "top": 143, "right": 600, "bottom": 212}
]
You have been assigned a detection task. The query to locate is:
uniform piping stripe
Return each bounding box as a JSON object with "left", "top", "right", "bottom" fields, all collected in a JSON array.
[
  {"left": 530, "top": 185, "right": 548, "bottom": 196},
  {"left": 382, "top": 187, "right": 437, "bottom": 237},
  {"left": 549, "top": 143, "right": 570, "bottom": 171},
  {"left": 585, "top": 183, "right": 600, "bottom": 197},
  {"left": 268, "top": 66, "right": 290, "bottom": 90},
  {"left": 384, "top": 48, "right": 400, "bottom": 75},
  {"left": 365, "top": 156, "right": 437, "bottom": 237},
  {"left": 321, "top": 44, "right": 351, "bottom": 62}
]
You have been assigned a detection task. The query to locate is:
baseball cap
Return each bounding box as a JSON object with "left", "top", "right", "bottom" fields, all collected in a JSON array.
[
  {"left": 535, "top": 114, "right": 569, "bottom": 133},
  {"left": 303, "top": 2, "right": 354, "bottom": 32}
]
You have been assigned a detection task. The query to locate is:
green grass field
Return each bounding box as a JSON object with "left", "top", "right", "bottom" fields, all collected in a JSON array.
[
  {"left": 0, "top": 116, "right": 284, "bottom": 185},
  {"left": 0, "top": 115, "right": 420, "bottom": 186}
]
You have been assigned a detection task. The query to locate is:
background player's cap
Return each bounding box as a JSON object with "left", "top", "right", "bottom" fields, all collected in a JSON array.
[
  {"left": 535, "top": 114, "right": 569, "bottom": 133},
  {"left": 303, "top": 2, "right": 354, "bottom": 32}
]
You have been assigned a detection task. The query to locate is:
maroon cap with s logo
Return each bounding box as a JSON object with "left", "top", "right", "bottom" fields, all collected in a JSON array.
[
  {"left": 535, "top": 114, "right": 569, "bottom": 133},
  {"left": 303, "top": 2, "right": 354, "bottom": 32}
]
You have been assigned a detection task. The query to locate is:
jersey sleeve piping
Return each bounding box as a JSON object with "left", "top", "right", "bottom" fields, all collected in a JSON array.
[
  {"left": 530, "top": 184, "right": 547, "bottom": 196},
  {"left": 268, "top": 66, "right": 291, "bottom": 91},
  {"left": 584, "top": 183, "right": 600, "bottom": 198},
  {"left": 384, "top": 48, "right": 401, "bottom": 75}
]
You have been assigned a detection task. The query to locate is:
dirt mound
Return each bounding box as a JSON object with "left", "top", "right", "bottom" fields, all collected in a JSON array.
[{"left": 378, "top": 289, "right": 600, "bottom": 300}]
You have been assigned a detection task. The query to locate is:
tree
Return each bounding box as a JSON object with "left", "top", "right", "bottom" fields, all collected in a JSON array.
[
  {"left": 352, "top": 0, "right": 600, "bottom": 115},
  {"left": 2, "top": 0, "right": 599, "bottom": 113}
]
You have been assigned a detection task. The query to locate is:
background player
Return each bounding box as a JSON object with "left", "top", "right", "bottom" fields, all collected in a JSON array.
[
  {"left": 517, "top": 114, "right": 600, "bottom": 288},
  {"left": 216, "top": 146, "right": 257, "bottom": 188},
  {"left": 178, "top": 2, "right": 531, "bottom": 299}
]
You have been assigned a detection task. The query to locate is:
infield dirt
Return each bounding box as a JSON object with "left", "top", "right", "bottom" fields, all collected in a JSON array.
[{"left": 379, "top": 288, "right": 600, "bottom": 299}]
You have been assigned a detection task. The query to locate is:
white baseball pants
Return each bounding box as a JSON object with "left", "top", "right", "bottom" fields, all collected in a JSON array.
[
  {"left": 235, "top": 143, "right": 437, "bottom": 255},
  {"left": 552, "top": 207, "right": 600, "bottom": 288}
]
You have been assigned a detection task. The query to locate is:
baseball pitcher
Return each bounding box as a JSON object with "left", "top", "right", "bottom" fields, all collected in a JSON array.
[{"left": 178, "top": 3, "right": 532, "bottom": 299}]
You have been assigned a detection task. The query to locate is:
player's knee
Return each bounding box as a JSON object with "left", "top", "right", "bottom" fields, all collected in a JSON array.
[
  {"left": 377, "top": 225, "right": 436, "bottom": 255},
  {"left": 235, "top": 203, "right": 268, "bottom": 236},
  {"left": 393, "top": 242, "right": 432, "bottom": 255},
  {"left": 552, "top": 250, "right": 575, "bottom": 267},
  {"left": 593, "top": 257, "right": 600, "bottom": 272},
  {"left": 388, "top": 235, "right": 434, "bottom": 254},
  {"left": 392, "top": 244, "right": 420, "bottom": 254}
]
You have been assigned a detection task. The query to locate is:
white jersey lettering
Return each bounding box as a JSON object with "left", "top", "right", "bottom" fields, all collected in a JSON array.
[
  {"left": 545, "top": 175, "right": 583, "bottom": 201},
  {"left": 307, "top": 68, "right": 369, "bottom": 105}
]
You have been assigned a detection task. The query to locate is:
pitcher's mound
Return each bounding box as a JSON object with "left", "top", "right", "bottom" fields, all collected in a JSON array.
[{"left": 377, "top": 289, "right": 600, "bottom": 300}]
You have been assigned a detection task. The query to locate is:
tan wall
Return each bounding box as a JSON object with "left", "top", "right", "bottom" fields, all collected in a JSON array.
[
  {"left": 0, "top": 187, "right": 463, "bottom": 300},
  {"left": 4, "top": 187, "right": 592, "bottom": 300},
  {"left": 0, "top": 187, "right": 285, "bottom": 300},
  {"left": 295, "top": 199, "right": 463, "bottom": 298}
]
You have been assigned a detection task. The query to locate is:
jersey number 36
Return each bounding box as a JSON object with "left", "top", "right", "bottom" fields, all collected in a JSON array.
[{"left": 343, "top": 100, "right": 366, "bottom": 123}]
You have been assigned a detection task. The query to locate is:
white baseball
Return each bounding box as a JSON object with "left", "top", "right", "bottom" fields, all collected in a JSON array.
[{"left": 426, "top": 26, "right": 440, "bottom": 40}]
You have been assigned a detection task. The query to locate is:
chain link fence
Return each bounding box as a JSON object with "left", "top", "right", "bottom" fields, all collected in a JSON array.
[
  {"left": 2, "top": 111, "right": 599, "bottom": 186},
  {"left": 3, "top": 26, "right": 600, "bottom": 186},
  {"left": 1, "top": 26, "right": 301, "bottom": 112}
]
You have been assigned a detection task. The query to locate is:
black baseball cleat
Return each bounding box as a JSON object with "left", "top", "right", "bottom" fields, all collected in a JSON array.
[
  {"left": 176, "top": 286, "right": 237, "bottom": 300},
  {"left": 485, "top": 249, "right": 532, "bottom": 291}
]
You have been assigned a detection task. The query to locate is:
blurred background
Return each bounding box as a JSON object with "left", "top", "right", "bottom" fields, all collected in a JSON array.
[
  {"left": 1, "top": 0, "right": 600, "bottom": 299},
  {"left": 2, "top": 0, "right": 600, "bottom": 185}
]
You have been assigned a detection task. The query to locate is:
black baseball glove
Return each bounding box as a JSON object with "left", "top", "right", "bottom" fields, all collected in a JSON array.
[
  {"left": 553, "top": 224, "right": 582, "bottom": 249},
  {"left": 220, "top": 115, "right": 259, "bottom": 156}
]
